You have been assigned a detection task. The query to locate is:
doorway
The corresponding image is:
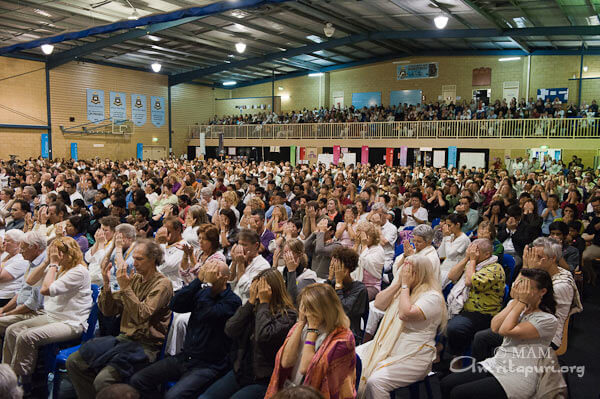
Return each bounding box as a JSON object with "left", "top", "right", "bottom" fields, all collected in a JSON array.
[
  {"left": 333, "top": 96, "right": 344, "bottom": 109},
  {"left": 473, "top": 89, "right": 491, "bottom": 106},
  {"left": 142, "top": 145, "right": 166, "bottom": 160}
]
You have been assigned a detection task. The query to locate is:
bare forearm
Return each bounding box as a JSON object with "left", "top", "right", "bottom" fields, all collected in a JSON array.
[
  {"left": 498, "top": 301, "right": 527, "bottom": 335},
  {"left": 281, "top": 323, "right": 304, "bottom": 368},
  {"left": 374, "top": 282, "right": 401, "bottom": 311}
]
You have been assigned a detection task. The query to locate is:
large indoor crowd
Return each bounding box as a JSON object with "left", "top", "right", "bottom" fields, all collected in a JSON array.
[
  {"left": 206, "top": 97, "right": 599, "bottom": 125},
  {"left": 0, "top": 154, "right": 592, "bottom": 399}
]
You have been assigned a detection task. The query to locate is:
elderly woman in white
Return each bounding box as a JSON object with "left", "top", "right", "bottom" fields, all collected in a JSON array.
[
  {"left": 0, "top": 230, "right": 29, "bottom": 307},
  {"left": 353, "top": 221, "right": 385, "bottom": 301},
  {"left": 363, "top": 224, "right": 441, "bottom": 342},
  {"left": 356, "top": 254, "right": 447, "bottom": 399}
]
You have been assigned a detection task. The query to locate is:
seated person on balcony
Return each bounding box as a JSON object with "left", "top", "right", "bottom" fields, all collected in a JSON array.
[{"left": 66, "top": 239, "right": 173, "bottom": 398}]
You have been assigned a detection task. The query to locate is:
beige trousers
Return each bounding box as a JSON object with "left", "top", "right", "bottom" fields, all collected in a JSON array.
[{"left": 3, "top": 314, "right": 82, "bottom": 376}]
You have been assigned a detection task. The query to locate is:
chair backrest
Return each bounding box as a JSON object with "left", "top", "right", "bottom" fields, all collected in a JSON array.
[
  {"left": 355, "top": 354, "right": 362, "bottom": 391},
  {"left": 502, "top": 254, "right": 516, "bottom": 284},
  {"left": 81, "top": 284, "right": 100, "bottom": 342},
  {"left": 431, "top": 218, "right": 441, "bottom": 228},
  {"left": 443, "top": 282, "right": 454, "bottom": 300},
  {"left": 503, "top": 284, "right": 510, "bottom": 305}
]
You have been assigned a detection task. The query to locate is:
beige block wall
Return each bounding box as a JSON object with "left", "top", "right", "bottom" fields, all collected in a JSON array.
[
  {"left": 0, "top": 57, "right": 48, "bottom": 159},
  {"left": 214, "top": 96, "right": 281, "bottom": 118}
]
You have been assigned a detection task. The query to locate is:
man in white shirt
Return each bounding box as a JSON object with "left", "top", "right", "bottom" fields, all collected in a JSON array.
[
  {"left": 229, "top": 229, "right": 270, "bottom": 304},
  {"left": 64, "top": 179, "right": 84, "bottom": 205},
  {"left": 401, "top": 193, "right": 429, "bottom": 228},
  {"left": 370, "top": 203, "right": 398, "bottom": 278},
  {"left": 155, "top": 217, "right": 185, "bottom": 291}
]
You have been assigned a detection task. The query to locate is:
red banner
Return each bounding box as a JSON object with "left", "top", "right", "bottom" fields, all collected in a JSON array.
[
  {"left": 333, "top": 145, "right": 341, "bottom": 165},
  {"left": 361, "top": 146, "right": 369, "bottom": 165},
  {"left": 386, "top": 148, "right": 394, "bottom": 166},
  {"left": 299, "top": 147, "right": 306, "bottom": 160}
]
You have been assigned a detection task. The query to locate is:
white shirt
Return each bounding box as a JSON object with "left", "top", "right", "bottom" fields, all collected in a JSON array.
[
  {"left": 0, "top": 253, "right": 29, "bottom": 299},
  {"left": 85, "top": 240, "right": 113, "bottom": 287},
  {"left": 159, "top": 241, "right": 185, "bottom": 291},
  {"left": 552, "top": 268, "right": 575, "bottom": 347},
  {"left": 206, "top": 199, "right": 219, "bottom": 218},
  {"left": 392, "top": 245, "right": 441, "bottom": 284},
  {"left": 380, "top": 222, "right": 398, "bottom": 270},
  {"left": 45, "top": 264, "right": 92, "bottom": 330},
  {"left": 437, "top": 233, "right": 471, "bottom": 286},
  {"left": 402, "top": 206, "right": 428, "bottom": 227},
  {"left": 232, "top": 254, "right": 270, "bottom": 304},
  {"left": 69, "top": 191, "right": 84, "bottom": 204}
]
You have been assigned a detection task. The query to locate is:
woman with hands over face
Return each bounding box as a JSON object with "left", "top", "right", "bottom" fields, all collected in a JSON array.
[
  {"left": 266, "top": 283, "right": 356, "bottom": 399},
  {"left": 281, "top": 239, "right": 316, "bottom": 305},
  {"left": 441, "top": 268, "right": 559, "bottom": 399}
]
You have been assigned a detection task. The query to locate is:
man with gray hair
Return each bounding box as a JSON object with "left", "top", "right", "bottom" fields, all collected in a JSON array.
[
  {"left": 200, "top": 187, "right": 218, "bottom": 218},
  {"left": 472, "top": 237, "right": 582, "bottom": 361},
  {"left": 0, "top": 230, "right": 29, "bottom": 307},
  {"left": 369, "top": 202, "right": 397, "bottom": 280},
  {"left": 445, "top": 238, "right": 505, "bottom": 357},
  {"left": 0, "top": 364, "right": 22, "bottom": 399},
  {"left": 0, "top": 231, "right": 46, "bottom": 337}
]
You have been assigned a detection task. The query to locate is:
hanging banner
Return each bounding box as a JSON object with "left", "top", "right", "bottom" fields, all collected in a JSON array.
[
  {"left": 199, "top": 132, "right": 206, "bottom": 155},
  {"left": 70, "top": 142, "right": 78, "bottom": 161},
  {"left": 136, "top": 143, "right": 143, "bottom": 160},
  {"left": 361, "top": 146, "right": 369, "bottom": 165},
  {"left": 333, "top": 145, "right": 341, "bottom": 165},
  {"left": 396, "top": 63, "right": 438, "bottom": 80},
  {"left": 150, "top": 96, "right": 166, "bottom": 127},
  {"left": 109, "top": 91, "right": 127, "bottom": 122},
  {"left": 306, "top": 147, "right": 318, "bottom": 165},
  {"left": 448, "top": 146, "right": 457, "bottom": 168},
  {"left": 218, "top": 132, "right": 224, "bottom": 156},
  {"left": 299, "top": 147, "right": 306, "bottom": 161},
  {"left": 41, "top": 134, "right": 49, "bottom": 159},
  {"left": 399, "top": 146, "right": 407, "bottom": 166},
  {"left": 131, "top": 94, "right": 147, "bottom": 126},
  {"left": 86, "top": 89, "right": 105, "bottom": 123},
  {"left": 386, "top": 148, "right": 394, "bottom": 167},
  {"left": 290, "top": 145, "right": 296, "bottom": 167}
]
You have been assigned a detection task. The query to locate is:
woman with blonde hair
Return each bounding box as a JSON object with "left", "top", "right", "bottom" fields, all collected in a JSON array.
[
  {"left": 356, "top": 254, "right": 447, "bottom": 399},
  {"left": 267, "top": 204, "right": 288, "bottom": 235},
  {"left": 212, "top": 190, "right": 240, "bottom": 225},
  {"left": 182, "top": 205, "right": 208, "bottom": 250},
  {"left": 3, "top": 236, "right": 91, "bottom": 380},
  {"left": 239, "top": 197, "right": 265, "bottom": 228},
  {"left": 266, "top": 283, "right": 356, "bottom": 399},
  {"left": 353, "top": 221, "right": 385, "bottom": 300}
]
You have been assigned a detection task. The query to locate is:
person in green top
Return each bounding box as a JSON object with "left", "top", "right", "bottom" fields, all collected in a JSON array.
[{"left": 445, "top": 238, "right": 505, "bottom": 357}]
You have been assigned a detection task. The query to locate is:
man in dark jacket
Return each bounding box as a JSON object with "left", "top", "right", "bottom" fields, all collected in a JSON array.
[
  {"left": 129, "top": 259, "right": 241, "bottom": 399},
  {"left": 497, "top": 204, "right": 540, "bottom": 267}
]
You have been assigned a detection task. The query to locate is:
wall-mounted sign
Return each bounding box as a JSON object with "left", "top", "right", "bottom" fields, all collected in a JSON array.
[{"left": 396, "top": 63, "right": 438, "bottom": 80}]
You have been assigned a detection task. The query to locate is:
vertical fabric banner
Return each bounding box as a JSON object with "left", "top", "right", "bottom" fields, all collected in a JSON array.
[
  {"left": 386, "top": 148, "right": 394, "bottom": 166},
  {"left": 399, "top": 146, "right": 408, "bottom": 166},
  {"left": 448, "top": 146, "right": 457, "bottom": 168},
  {"left": 86, "top": 89, "right": 105, "bottom": 123},
  {"left": 299, "top": 147, "right": 306, "bottom": 161},
  {"left": 109, "top": 91, "right": 127, "bottom": 121},
  {"left": 136, "top": 143, "right": 143, "bottom": 160},
  {"left": 290, "top": 145, "right": 296, "bottom": 167},
  {"left": 131, "top": 94, "right": 147, "bottom": 126},
  {"left": 333, "top": 145, "right": 341, "bottom": 165},
  {"left": 150, "top": 96, "right": 166, "bottom": 127},
  {"left": 361, "top": 146, "right": 369, "bottom": 165},
  {"left": 199, "top": 132, "right": 206, "bottom": 155},
  {"left": 70, "top": 143, "right": 78, "bottom": 161},
  {"left": 41, "top": 134, "right": 49, "bottom": 159},
  {"left": 306, "top": 147, "right": 318, "bottom": 165},
  {"left": 218, "top": 133, "right": 224, "bottom": 156}
]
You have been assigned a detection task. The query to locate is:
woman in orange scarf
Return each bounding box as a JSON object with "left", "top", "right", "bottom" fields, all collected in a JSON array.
[{"left": 266, "top": 283, "right": 357, "bottom": 399}]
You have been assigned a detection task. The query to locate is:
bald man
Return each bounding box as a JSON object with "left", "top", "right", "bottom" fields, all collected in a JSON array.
[{"left": 130, "top": 260, "right": 242, "bottom": 399}]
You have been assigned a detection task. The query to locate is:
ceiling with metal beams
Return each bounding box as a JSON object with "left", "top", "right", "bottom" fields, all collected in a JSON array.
[{"left": 1, "top": 0, "right": 600, "bottom": 87}]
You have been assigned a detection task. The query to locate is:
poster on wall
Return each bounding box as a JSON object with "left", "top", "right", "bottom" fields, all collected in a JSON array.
[
  {"left": 109, "top": 91, "right": 127, "bottom": 122},
  {"left": 151, "top": 96, "right": 166, "bottom": 127},
  {"left": 70, "top": 143, "right": 78, "bottom": 161},
  {"left": 448, "top": 146, "right": 457, "bottom": 168},
  {"left": 390, "top": 90, "right": 422, "bottom": 106},
  {"left": 306, "top": 147, "right": 318, "bottom": 165},
  {"left": 433, "top": 150, "right": 446, "bottom": 168},
  {"left": 537, "top": 88, "right": 568, "bottom": 102},
  {"left": 131, "top": 94, "right": 147, "bottom": 126},
  {"left": 41, "top": 134, "right": 49, "bottom": 159},
  {"left": 396, "top": 63, "right": 438, "bottom": 80},
  {"left": 86, "top": 89, "right": 105, "bottom": 123}
]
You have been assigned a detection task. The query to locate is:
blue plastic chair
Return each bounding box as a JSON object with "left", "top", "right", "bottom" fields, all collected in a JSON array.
[
  {"left": 443, "top": 282, "right": 454, "bottom": 300},
  {"left": 502, "top": 254, "right": 517, "bottom": 285},
  {"left": 503, "top": 284, "right": 510, "bottom": 305},
  {"left": 50, "top": 284, "right": 100, "bottom": 399},
  {"left": 431, "top": 218, "right": 441, "bottom": 228},
  {"left": 356, "top": 353, "right": 362, "bottom": 391}
]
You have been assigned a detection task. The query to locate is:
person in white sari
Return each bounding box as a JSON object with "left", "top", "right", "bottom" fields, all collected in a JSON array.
[
  {"left": 356, "top": 254, "right": 447, "bottom": 399},
  {"left": 363, "top": 225, "right": 441, "bottom": 342}
]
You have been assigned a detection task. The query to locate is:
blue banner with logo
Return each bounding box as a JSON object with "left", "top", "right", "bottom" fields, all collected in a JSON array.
[
  {"left": 131, "top": 94, "right": 147, "bottom": 126},
  {"left": 448, "top": 146, "right": 457, "bottom": 168},
  {"left": 137, "top": 143, "right": 143, "bottom": 160},
  {"left": 71, "top": 142, "right": 78, "bottom": 161},
  {"left": 150, "top": 96, "right": 165, "bottom": 127},
  {"left": 396, "top": 63, "right": 438, "bottom": 80},
  {"left": 86, "top": 88, "right": 105, "bottom": 123},
  {"left": 109, "top": 91, "right": 127, "bottom": 122},
  {"left": 537, "top": 88, "right": 568, "bottom": 102},
  {"left": 41, "top": 134, "right": 49, "bottom": 158}
]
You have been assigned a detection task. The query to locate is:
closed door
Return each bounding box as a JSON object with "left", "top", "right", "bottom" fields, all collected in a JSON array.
[
  {"left": 142, "top": 148, "right": 152, "bottom": 160},
  {"left": 153, "top": 146, "right": 166, "bottom": 160},
  {"left": 334, "top": 96, "right": 344, "bottom": 109}
]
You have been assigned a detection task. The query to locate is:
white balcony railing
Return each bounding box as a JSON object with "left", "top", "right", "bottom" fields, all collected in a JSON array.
[{"left": 188, "top": 118, "right": 600, "bottom": 140}]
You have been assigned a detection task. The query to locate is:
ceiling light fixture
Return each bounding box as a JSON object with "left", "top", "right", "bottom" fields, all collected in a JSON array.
[
  {"left": 278, "top": 86, "right": 284, "bottom": 91},
  {"left": 41, "top": 44, "right": 54, "bottom": 55},
  {"left": 323, "top": 22, "right": 335, "bottom": 38},
  {"left": 498, "top": 57, "right": 521, "bottom": 62},
  {"left": 584, "top": 66, "right": 589, "bottom": 72},
  {"left": 308, "top": 72, "right": 324, "bottom": 77},
  {"left": 147, "top": 35, "right": 160, "bottom": 42},
  {"left": 151, "top": 62, "right": 161, "bottom": 72},
  {"left": 223, "top": 81, "right": 237, "bottom": 86},
  {"left": 235, "top": 42, "right": 246, "bottom": 53},
  {"left": 434, "top": 15, "right": 448, "bottom": 29},
  {"left": 33, "top": 8, "right": 52, "bottom": 17},
  {"left": 128, "top": 9, "right": 140, "bottom": 20}
]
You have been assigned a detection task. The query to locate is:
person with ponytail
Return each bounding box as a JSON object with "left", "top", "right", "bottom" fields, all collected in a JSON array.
[
  {"left": 355, "top": 254, "right": 446, "bottom": 399},
  {"left": 441, "top": 268, "right": 559, "bottom": 399},
  {"left": 281, "top": 238, "right": 316, "bottom": 305}
]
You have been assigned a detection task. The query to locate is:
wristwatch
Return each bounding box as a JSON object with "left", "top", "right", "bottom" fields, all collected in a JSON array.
[
  {"left": 401, "top": 284, "right": 409, "bottom": 289},
  {"left": 48, "top": 263, "right": 59, "bottom": 270}
]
